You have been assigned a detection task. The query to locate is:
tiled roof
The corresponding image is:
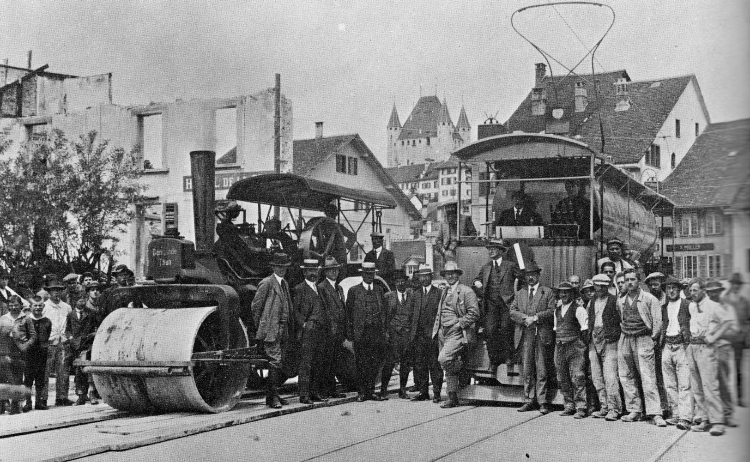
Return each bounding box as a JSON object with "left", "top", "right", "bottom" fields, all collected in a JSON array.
[
  {"left": 293, "top": 134, "right": 357, "bottom": 176},
  {"left": 385, "top": 163, "right": 429, "bottom": 184},
  {"left": 506, "top": 71, "right": 703, "bottom": 164},
  {"left": 456, "top": 105, "right": 471, "bottom": 130},
  {"left": 217, "top": 146, "right": 236, "bottom": 164},
  {"left": 292, "top": 134, "right": 422, "bottom": 221},
  {"left": 661, "top": 119, "right": 750, "bottom": 209},
  {"left": 387, "top": 104, "right": 401, "bottom": 129},
  {"left": 398, "top": 96, "right": 441, "bottom": 140}
]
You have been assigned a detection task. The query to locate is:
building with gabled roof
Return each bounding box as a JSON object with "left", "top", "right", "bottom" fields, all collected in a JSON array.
[
  {"left": 506, "top": 64, "right": 710, "bottom": 182},
  {"left": 293, "top": 123, "right": 422, "bottom": 261},
  {"left": 660, "top": 118, "right": 750, "bottom": 284},
  {"left": 387, "top": 95, "right": 471, "bottom": 167}
]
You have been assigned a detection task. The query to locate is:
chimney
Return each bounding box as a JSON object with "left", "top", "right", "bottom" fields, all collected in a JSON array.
[
  {"left": 535, "top": 63, "right": 546, "bottom": 86},
  {"left": 2, "top": 59, "right": 7, "bottom": 86},
  {"left": 315, "top": 122, "right": 324, "bottom": 139},
  {"left": 27, "top": 50, "right": 32, "bottom": 69},
  {"left": 574, "top": 81, "right": 588, "bottom": 112}
]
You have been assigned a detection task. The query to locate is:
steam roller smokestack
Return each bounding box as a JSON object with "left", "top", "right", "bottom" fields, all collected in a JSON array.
[{"left": 190, "top": 150, "right": 216, "bottom": 252}]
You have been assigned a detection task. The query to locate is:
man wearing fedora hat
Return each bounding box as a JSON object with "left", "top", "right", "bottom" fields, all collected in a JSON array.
[
  {"left": 295, "top": 259, "right": 329, "bottom": 404},
  {"left": 705, "top": 279, "right": 739, "bottom": 428},
  {"left": 251, "top": 253, "right": 295, "bottom": 409},
  {"left": 723, "top": 272, "right": 749, "bottom": 406},
  {"left": 509, "top": 261, "right": 556, "bottom": 414},
  {"left": 364, "top": 232, "right": 395, "bottom": 288},
  {"left": 474, "top": 239, "right": 520, "bottom": 371},
  {"left": 346, "top": 262, "right": 388, "bottom": 401},
  {"left": 660, "top": 276, "right": 693, "bottom": 429},
  {"left": 586, "top": 274, "right": 622, "bottom": 421},
  {"left": 409, "top": 264, "right": 444, "bottom": 403},
  {"left": 40, "top": 276, "right": 74, "bottom": 407},
  {"left": 380, "top": 269, "right": 414, "bottom": 399},
  {"left": 435, "top": 261, "right": 480, "bottom": 408},
  {"left": 317, "top": 257, "right": 349, "bottom": 398}
]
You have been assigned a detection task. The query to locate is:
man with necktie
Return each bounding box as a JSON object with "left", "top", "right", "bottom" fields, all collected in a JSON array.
[
  {"left": 410, "top": 264, "right": 445, "bottom": 403},
  {"left": 380, "top": 270, "right": 413, "bottom": 399},
  {"left": 317, "top": 257, "right": 349, "bottom": 398},
  {"left": 295, "top": 259, "right": 329, "bottom": 404}
]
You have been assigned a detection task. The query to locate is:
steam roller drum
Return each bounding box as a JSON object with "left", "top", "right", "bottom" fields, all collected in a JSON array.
[{"left": 90, "top": 306, "right": 249, "bottom": 413}]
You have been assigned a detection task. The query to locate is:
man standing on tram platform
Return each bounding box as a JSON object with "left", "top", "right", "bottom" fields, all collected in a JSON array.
[
  {"left": 364, "top": 232, "right": 395, "bottom": 288},
  {"left": 617, "top": 268, "right": 666, "bottom": 426},
  {"left": 474, "top": 240, "right": 519, "bottom": 371},
  {"left": 597, "top": 238, "right": 634, "bottom": 274}
]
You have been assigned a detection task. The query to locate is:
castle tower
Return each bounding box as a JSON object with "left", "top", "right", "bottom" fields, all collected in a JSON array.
[
  {"left": 436, "top": 98, "right": 455, "bottom": 160},
  {"left": 386, "top": 103, "right": 402, "bottom": 167},
  {"left": 456, "top": 105, "right": 471, "bottom": 145}
]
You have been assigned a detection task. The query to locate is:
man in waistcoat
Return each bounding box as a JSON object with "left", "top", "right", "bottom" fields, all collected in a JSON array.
[
  {"left": 251, "top": 253, "right": 294, "bottom": 409},
  {"left": 660, "top": 276, "right": 693, "bottom": 429},
  {"left": 346, "top": 262, "right": 388, "bottom": 401},
  {"left": 295, "top": 259, "right": 329, "bottom": 404},
  {"left": 587, "top": 274, "right": 622, "bottom": 421},
  {"left": 509, "top": 261, "right": 556, "bottom": 415},
  {"left": 473, "top": 240, "right": 519, "bottom": 371},
  {"left": 435, "top": 262, "right": 480, "bottom": 409},
  {"left": 380, "top": 270, "right": 413, "bottom": 399},
  {"left": 553, "top": 281, "right": 589, "bottom": 418},
  {"left": 410, "top": 264, "right": 444, "bottom": 403},
  {"left": 317, "top": 257, "right": 348, "bottom": 398},
  {"left": 686, "top": 277, "right": 736, "bottom": 436},
  {"left": 617, "top": 268, "right": 665, "bottom": 426}
]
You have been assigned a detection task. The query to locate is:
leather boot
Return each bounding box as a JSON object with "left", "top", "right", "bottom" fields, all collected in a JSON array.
[
  {"left": 440, "top": 392, "right": 459, "bottom": 408},
  {"left": 266, "top": 368, "right": 282, "bottom": 409},
  {"left": 22, "top": 395, "right": 32, "bottom": 413}
]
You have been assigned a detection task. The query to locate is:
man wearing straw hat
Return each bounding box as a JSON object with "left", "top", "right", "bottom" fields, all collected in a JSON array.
[
  {"left": 474, "top": 239, "right": 519, "bottom": 371},
  {"left": 435, "top": 261, "right": 480, "bottom": 408},
  {"left": 409, "top": 264, "right": 444, "bottom": 403},
  {"left": 509, "top": 261, "right": 556, "bottom": 415},
  {"left": 346, "top": 262, "right": 388, "bottom": 401}
]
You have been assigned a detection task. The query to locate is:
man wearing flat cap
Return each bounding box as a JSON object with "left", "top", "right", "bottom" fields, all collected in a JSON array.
[
  {"left": 346, "top": 262, "right": 388, "bottom": 401},
  {"left": 509, "top": 261, "right": 556, "bottom": 414},
  {"left": 40, "top": 276, "right": 74, "bottom": 407},
  {"left": 474, "top": 239, "right": 520, "bottom": 371},
  {"left": 435, "top": 261, "right": 480, "bottom": 408},
  {"left": 251, "top": 253, "right": 295, "bottom": 409},
  {"left": 587, "top": 274, "right": 622, "bottom": 420},
  {"left": 364, "top": 232, "right": 395, "bottom": 288},
  {"left": 553, "top": 281, "right": 589, "bottom": 418},
  {"left": 409, "top": 264, "right": 444, "bottom": 403},
  {"left": 294, "top": 259, "right": 329, "bottom": 404},
  {"left": 597, "top": 238, "right": 634, "bottom": 274},
  {"left": 722, "top": 272, "right": 749, "bottom": 406},
  {"left": 645, "top": 272, "right": 667, "bottom": 306},
  {"left": 494, "top": 190, "right": 543, "bottom": 228}
]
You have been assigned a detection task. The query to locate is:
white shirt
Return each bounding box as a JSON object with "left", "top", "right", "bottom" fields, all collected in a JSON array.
[
  {"left": 327, "top": 278, "right": 337, "bottom": 289},
  {"left": 397, "top": 290, "right": 406, "bottom": 304},
  {"left": 43, "top": 298, "right": 72, "bottom": 345},
  {"left": 554, "top": 301, "right": 589, "bottom": 331},
  {"left": 0, "top": 286, "right": 30, "bottom": 307},
  {"left": 493, "top": 257, "right": 503, "bottom": 269},
  {"left": 665, "top": 299, "right": 682, "bottom": 336},
  {"left": 362, "top": 283, "right": 373, "bottom": 291},
  {"left": 594, "top": 297, "right": 607, "bottom": 328},
  {"left": 375, "top": 247, "right": 382, "bottom": 259},
  {"left": 528, "top": 283, "right": 539, "bottom": 298},
  {"left": 273, "top": 273, "right": 285, "bottom": 286},
  {"left": 305, "top": 279, "right": 318, "bottom": 294}
]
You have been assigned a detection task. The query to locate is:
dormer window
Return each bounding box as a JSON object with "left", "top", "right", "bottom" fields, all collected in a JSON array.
[{"left": 531, "top": 88, "right": 547, "bottom": 116}]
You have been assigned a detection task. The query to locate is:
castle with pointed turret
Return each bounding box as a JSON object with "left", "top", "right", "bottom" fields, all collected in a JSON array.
[{"left": 387, "top": 96, "right": 471, "bottom": 167}]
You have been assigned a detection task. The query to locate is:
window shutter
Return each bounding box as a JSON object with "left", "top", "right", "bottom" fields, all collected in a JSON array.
[{"left": 698, "top": 255, "right": 707, "bottom": 277}]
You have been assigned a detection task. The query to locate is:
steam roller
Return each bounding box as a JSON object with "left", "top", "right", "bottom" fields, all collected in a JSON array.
[{"left": 81, "top": 150, "right": 270, "bottom": 413}]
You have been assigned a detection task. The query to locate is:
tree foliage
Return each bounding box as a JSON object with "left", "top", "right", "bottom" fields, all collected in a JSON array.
[{"left": 0, "top": 129, "right": 144, "bottom": 277}]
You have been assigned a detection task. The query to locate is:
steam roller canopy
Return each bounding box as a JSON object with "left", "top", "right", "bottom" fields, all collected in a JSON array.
[{"left": 90, "top": 306, "right": 249, "bottom": 413}]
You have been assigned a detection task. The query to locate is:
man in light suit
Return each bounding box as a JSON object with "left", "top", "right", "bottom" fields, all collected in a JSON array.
[
  {"left": 509, "top": 261, "right": 556, "bottom": 415},
  {"left": 251, "top": 253, "right": 294, "bottom": 409},
  {"left": 346, "top": 262, "right": 388, "bottom": 401},
  {"left": 474, "top": 239, "right": 520, "bottom": 370},
  {"left": 435, "top": 261, "right": 480, "bottom": 408},
  {"left": 410, "top": 264, "right": 444, "bottom": 403},
  {"left": 317, "top": 257, "right": 349, "bottom": 398},
  {"left": 380, "top": 270, "right": 413, "bottom": 399},
  {"left": 364, "top": 232, "right": 395, "bottom": 288}
]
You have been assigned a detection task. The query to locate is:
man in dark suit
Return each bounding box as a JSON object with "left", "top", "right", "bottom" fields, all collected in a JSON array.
[
  {"left": 66, "top": 294, "right": 98, "bottom": 405},
  {"left": 380, "top": 270, "right": 413, "bottom": 399},
  {"left": 474, "top": 239, "right": 520, "bottom": 370},
  {"left": 251, "top": 253, "right": 294, "bottom": 409},
  {"left": 587, "top": 274, "right": 623, "bottom": 421},
  {"left": 346, "top": 262, "right": 388, "bottom": 401},
  {"left": 364, "top": 232, "right": 395, "bottom": 288},
  {"left": 410, "top": 264, "right": 445, "bottom": 403},
  {"left": 317, "top": 257, "right": 349, "bottom": 398},
  {"left": 294, "top": 259, "right": 329, "bottom": 404},
  {"left": 509, "top": 261, "right": 556, "bottom": 414},
  {"left": 494, "top": 191, "right": 544, "bottom": 228}
]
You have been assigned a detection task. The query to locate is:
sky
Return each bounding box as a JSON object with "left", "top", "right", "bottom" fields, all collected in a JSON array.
[{"left": 2, "top": 0, "right": 749, "bottom": 165}]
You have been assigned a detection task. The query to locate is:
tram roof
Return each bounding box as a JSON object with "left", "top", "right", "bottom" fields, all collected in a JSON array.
[
  {"left": 452, "top": 132, "right": 599, "bottom": 163},
  {"left": 226, "top": 173, "right": 398, "bottom": 211}
]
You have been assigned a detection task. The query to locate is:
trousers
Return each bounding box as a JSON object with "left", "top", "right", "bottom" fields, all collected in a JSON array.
[
  {"left": 41, "top": 343, "right": 70, "bottom": 402},
  {"left": 686, "top": 343, "right": 723, "bottom": 424},
  {"left": 412, "top": 335, "right": 443, "bottom": 396},
  {"left": 438, "top": 325, "right": 465, "bottom": 393},
  {"left": 555, "top": 339, "right": 587, "bottom": 410},
  {"left": 589, "top": 340, "right": 622, "bottom": 413},
  {"left": 521, "top": 329, "right": 552, "bottom": 404},
  {"left": 618, "top": 334, "right": 661, "bottom": 416},
  {"left": 661, "top": 343, "right": 693, "bottom": 421}
]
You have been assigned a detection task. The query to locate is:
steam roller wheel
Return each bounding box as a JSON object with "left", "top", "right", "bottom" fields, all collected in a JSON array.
[{"left": 90, "top": 306, "right": 249, "bottom": 413}]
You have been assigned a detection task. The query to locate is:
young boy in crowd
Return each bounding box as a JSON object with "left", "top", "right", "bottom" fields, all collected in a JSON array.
[{"left": 23, "top": 296, "right": 52, "bottom": 411}]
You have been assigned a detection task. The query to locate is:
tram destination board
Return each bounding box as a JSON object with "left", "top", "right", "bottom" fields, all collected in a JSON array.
[{"left": 666, "top": 243, "right": 715, "bottom": 252}]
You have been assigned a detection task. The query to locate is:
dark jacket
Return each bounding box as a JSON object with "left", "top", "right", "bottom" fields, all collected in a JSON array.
[
  {"left": 364, "top": 248, "right": 396, "bottom": 286},
  {"left": 409, "top": 285, "right": 442, "bottom": 342},
  {"left": 346, "top": 282, "right": 387, "bottom": 343},
  {"left": 251, "top": 274, "right": 294, "bottom": 343},
  {"left": 660, "top": 298, "right": 691, "bottom": 345},
  {"left": 509, "top": 285, "right": 556, "bottom": 345},
  {"left": 586, "top": 294, "right": 621, "bottom": 344},
  {"left": 494, "top": 207, "right": 544, "bottom": 227},
  {"left": 474, "top": 259, "right": 519, "bottom": 305},
  {"left": 318, "top": 279, "right": 347, "bottom": 342},
  {"left": 29, "top": 316, "right": 52, "bottom": 351},
  {"left": 0, "top": 313, "right": 37, "bottom": 360},
  {"left": 65, "top": 308, "right": 98, "bottom": 352},
  {"left": 384, "top": 289, "right": 413, "bottom": 338},
  {"left": 294, "top": 281, "right": 327, "bottom": 327}
]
